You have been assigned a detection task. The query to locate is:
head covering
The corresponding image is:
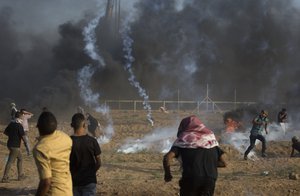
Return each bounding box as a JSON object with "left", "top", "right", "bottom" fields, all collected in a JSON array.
[
  {"left": 261, "top": 110, "right": 268, "bottom": 116},
  {"left": 292, "top": 136, "right": 299, "bottom": 143},
  {"left": 11, "top": 103, "right": 16, "bottom": 107},
  {"left": 173, "top": 115, "right": 219, "bottom": 149}
]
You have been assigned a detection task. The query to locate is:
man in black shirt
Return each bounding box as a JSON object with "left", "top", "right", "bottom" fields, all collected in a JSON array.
[
  {"left": 163, "top": 115, "right": 226, "bottom": 196},
  {"left": 70, "top": 113, "right": 101, "bottom": 196},
  {"left": 86, "top": 113, "right": 100, "bottom": 138},
  {"left": 277, "top": 108, "right": 288, "bottom": 134},
  {"left": 2, "top": 112, "right": 30, "bottom": 183},
  {"left": 291, "top": 136, "right": 300, "bottom": 157}
]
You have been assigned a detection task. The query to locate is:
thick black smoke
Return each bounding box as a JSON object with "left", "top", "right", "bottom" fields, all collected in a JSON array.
[
  {"left": 128, "top": 0, "right": 300, "bottom": 103},
  {"left": 1, "top": 0, "right": 300, "bottom": 122}
]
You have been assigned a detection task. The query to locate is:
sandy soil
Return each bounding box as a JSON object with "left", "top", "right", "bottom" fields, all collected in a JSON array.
[{"left": 0, "top": 110, "right": 299, "bottom": 196}]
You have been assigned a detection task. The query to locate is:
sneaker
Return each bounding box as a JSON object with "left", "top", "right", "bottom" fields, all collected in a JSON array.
[
  {"left": 244, "top": 155, "right": 248, "bottom": 160},
  {"left": 262, "top": 153, "right": 267, "bottom": 158},
  {"left": 1, "top": 177, "right": 9, "bottom": 183},
  {"left": 18, "top": 174, "right": 26, "bottom": 181}
]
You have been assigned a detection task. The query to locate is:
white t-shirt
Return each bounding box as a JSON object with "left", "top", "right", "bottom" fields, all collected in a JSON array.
[{"left": 21, "top": 114, "right": 33, "bottom": 132}]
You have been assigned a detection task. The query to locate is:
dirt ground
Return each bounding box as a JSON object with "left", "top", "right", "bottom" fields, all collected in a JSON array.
[{"left": 0, "top": 110, "right": 299, "bottom": 196}]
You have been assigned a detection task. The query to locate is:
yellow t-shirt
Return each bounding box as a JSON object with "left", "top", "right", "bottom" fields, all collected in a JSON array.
[{"left": 33, "top": 130, "right": 73, "bottom": 196}]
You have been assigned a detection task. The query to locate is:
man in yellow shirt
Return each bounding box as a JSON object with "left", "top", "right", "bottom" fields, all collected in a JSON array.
[{"left": 33, "top": 112, "right": 73, "bottom": 196}]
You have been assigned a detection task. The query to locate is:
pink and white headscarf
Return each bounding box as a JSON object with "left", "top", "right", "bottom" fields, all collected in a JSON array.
[{"left": 173, "top": 115, "right": 219, "bottom": 149}]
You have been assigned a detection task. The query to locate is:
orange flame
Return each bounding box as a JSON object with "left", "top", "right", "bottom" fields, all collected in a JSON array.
[{"left": 225, "top": 118, "right": 240, "bottom": 133}]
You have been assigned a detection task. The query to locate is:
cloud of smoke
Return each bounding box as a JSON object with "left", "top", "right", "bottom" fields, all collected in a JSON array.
[
  {"left": 2, "top": 0, "right": 300, "bottom": 118},
  {"left": 117, "top": 126, "right": 177, "bottom": 153}
]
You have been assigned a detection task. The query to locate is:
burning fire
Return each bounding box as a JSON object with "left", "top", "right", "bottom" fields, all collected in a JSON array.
[{"left": 224, "top": 117, "right": 241, "bottom": 133}]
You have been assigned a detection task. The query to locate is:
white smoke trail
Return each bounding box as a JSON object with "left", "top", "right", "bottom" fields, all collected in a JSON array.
[
  {"left": 121, "top": 24, "right": 154, "bottom": 126},
  {"left": 78, "top": 1, "right": 114, "bottom": 143},
  {"left": 77, "top": 65, "right": 108, "bottom": 114},
  {"left": 117, "top": 126, "right": 177, "bottom": 153},
  {"left": 82, "top": 7, "right": 106, "bottom": 67}
]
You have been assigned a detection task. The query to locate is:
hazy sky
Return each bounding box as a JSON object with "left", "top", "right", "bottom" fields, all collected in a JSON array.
[{"left": 1, "top": 0, "right": 300, "bottom": 117}]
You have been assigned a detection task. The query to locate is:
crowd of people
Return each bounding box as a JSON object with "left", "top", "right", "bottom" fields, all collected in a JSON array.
[
  {"left": 2, "top": 104, "right": 103, "bottom": 196},
  {"left": 1, "top": 103, "right": 300, "bottom": 196}
]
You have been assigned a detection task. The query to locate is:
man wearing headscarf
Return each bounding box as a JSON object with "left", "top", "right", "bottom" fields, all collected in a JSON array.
[{"left": 163, "top": 115, "right": 226, "bottom": 196}]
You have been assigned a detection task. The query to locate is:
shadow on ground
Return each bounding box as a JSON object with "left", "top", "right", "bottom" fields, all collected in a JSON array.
[{"left": 0, "top": 187, "right": 36, "bottom": 196}]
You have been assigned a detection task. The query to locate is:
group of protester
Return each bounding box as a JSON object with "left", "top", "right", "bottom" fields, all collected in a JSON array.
[
  {"left": 1, "top": 103, "right": 300, "bottom": 196},
  {"left": 33, "top": 112, "right": 101, "bottom": 196},
  {"left": 243, "top": 108, "right": 299, "bottom": 160},
  {"left": 2, "top": 104, "right": 102, "bottom": 196},
  {"left": 163, "top": 109, "right": 300, "bottom": 195}
]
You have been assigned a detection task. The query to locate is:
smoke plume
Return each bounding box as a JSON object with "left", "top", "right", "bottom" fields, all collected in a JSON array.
[
  {"left": 117, "top": 126, "right": 177, "bottom": 153},
  {"left": 1, "top": 0, "right": 300, "bottom": 123}
]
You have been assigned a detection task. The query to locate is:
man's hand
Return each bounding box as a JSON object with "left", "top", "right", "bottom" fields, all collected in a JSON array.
[{"left": 164, "top": 172, "right": 173, "bottom": 182}]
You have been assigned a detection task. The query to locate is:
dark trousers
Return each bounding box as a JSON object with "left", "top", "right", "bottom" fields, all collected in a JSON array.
[
  {"left": 73, "top": 183, "right": 96, "bottom": 196},
  {"left": 244, "top": 134, "right": 266, "bottom": 156},
  {"left": 2, "top": 147, "right": 23, "bottom": 179},
  {"left": 179, "top": 177, "right": 216, "bottom": 196}
]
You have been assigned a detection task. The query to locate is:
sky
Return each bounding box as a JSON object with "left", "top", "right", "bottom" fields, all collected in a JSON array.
[{"left": 1, "top": 0, "right": 300, "bottom": 119}]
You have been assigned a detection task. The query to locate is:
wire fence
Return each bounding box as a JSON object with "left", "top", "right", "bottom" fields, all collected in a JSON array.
[{"left": 102, "top": 99, "right": 257, "bottom": 113}]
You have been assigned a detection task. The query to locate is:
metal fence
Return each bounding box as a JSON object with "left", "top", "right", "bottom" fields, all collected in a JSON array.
[{"left": 102, "top": 99, "right": 257, "bottom": 113}]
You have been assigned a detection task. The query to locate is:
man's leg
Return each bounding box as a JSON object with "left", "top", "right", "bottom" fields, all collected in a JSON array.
[
  {"left": 257, "top": 135, "right": 267, "bottom": 156},
  {"left": 16, "top": 149, "right": 24, "bottom": 180},
  {"left": 244, "top": 135, "right": 257, "bottom": 159},
  {"left": 73, "top": 186, "right": 82, "bottom": 196},
  {"left": 2, "top": 148, "right": 19, "bottom": 182},
  {"left": 24, "top": 132, "right": 31, "bottom": 155},
  {"left": 195, "top": 178, "right": 216, "bottom": 196},
  {"left": 179, "top": 178, "right": 194, "bottom": 196},
  {"left": 280, "top": 123, "right": 286, "bottom": 135}
]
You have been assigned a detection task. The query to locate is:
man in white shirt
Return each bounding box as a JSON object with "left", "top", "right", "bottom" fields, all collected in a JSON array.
[{"left": 20, "top": 109, "right": 33, "bottom": 155}]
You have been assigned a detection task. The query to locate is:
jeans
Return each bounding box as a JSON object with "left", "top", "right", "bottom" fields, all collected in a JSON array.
[
  {"left": 244, "top": 134, "right": 266, "bottom": 156},
  {"left": 73, "top": 183, "right": 97, "bottom": 196},
  {"left": 2, "top": 147, "right": 23, "bottom": 179},
  {"left": 24, "top": 132, "right": 31, "bottom": 155}
]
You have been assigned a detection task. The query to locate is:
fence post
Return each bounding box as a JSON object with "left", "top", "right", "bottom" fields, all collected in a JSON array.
[
  {"left": 134, "top": 100, "right": 136, "bottom": 112},
  {"left": 206, "top": 84, "right": 209, "bottom": 111},
  {"left": 177, "top": 89, "right": 179, "bottom": 112},
  {"left": 234, "top": 88, "right": 237, "bottom": 110}
]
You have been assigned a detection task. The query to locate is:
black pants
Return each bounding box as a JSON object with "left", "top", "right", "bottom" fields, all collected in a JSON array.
[
  {"left": 244, "top": 134, "right": 266, "bottom": 156},
  {"left": 179, "top": 177, "right": 216, "bottom": 196}
]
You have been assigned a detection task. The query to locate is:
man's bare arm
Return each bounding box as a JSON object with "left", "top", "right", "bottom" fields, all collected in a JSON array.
[
  {"left": 290, "top": 148, "right": 295, "bottom": 157},
  {"left": 163, "top": 151, "right": 175, "bottom": 182},
  {"left": 95, "top": 155, "right": 101, "bottom": 171},
  {"left": 36, "top": 178, "right": 51, "bottom": 196},
  {"left": 218, "top": 154, "right": 227, "bottom": 167}
]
